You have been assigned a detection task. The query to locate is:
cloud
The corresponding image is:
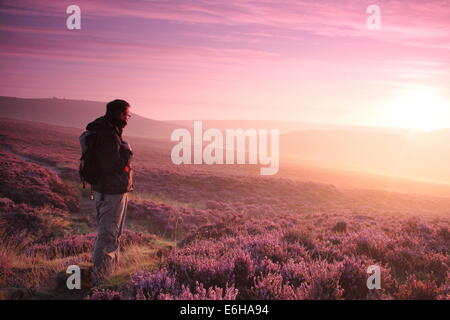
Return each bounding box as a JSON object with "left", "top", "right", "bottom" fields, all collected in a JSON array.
[
  {"left": 1, "top": 0, "right": 449, "bottom": 124},
  {"left": 1, "top": 0, "right": 449, "bottom": 47}
]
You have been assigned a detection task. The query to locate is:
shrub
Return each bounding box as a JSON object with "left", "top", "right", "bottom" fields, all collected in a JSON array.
[
  {"left": 166, "top": 253, "right": 235, "bottom": 289},
  {"left": 0, "top": 250, "right": 11, "bottom": 287},
  {"left": 130, "top": 269, "right": 178, "bottom": 300},
  {"left": 332, "top": 221, "right": 348, "bottom": 233},
  {"left": 300, "top": 260, "right": 344, "bottom": 300},
  {"left": 159, "top": 282, "right": 239, "bottom": 300},
  {"left": 282, "top": 229, "right": 315, "bottom": 251},
  {"left": 128, "top": 269, "right": 238, "bottom": 300},
  {"left": 396, "top": 276, "right": 441, "bottom": 300},
  {"left": 338, "top": 257, "right": 370, "bottom": 299},
  {"left": 243, "top": 235, "right": 287, "bottom": 263},
  {"left": 232, "top": 251, "right": 255, "bottom": 298},
  {"left": 23, "top": 230, "right": 156, "bottom": 258},
  {"left": 250, "top": 273, "right": 302, "bottom": 300},
  {"left": 87, "top": 289, "right": 122, "bottom": 300},
  {"left": 0, "top": 201, "right": 69, "bottom": 249},
  {"left": 0, "top": 150, "right": 79, "bottom": 212}
]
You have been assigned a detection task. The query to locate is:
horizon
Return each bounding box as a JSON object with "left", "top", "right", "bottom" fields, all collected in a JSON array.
[
  {"left": 2, "top": 95, "right": 450, "bottom": 132},
  {"left": 1, "top": 1, "right": 449, "bottom": 130}
]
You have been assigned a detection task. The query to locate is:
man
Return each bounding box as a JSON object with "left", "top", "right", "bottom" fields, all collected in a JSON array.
[{"left": 85, "top": 99, "right": 133, "bottom": 281}]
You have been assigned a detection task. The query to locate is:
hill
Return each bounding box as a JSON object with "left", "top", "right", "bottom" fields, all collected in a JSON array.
[
  {"left": 0, "top": 116, "right": 448, "bottom": 300},
  {"left": 165, "top": 119, "right": 409, "bottom": 134},
  {"left": 0, "top": 96, "right": 183, "bottom": 140}
]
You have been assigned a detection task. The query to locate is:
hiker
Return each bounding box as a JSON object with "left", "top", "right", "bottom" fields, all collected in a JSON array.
[{"left": 83, "top": 99, "right": 133, "bottom": 282}]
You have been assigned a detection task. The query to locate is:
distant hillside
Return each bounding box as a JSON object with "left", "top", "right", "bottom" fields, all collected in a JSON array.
[
  {"left": 164, "top": 119, "right": 410, "bottom": 134},
  {"left": 1, "top": 116, "right": 450, "bottom": 197},
  {"left": 2, "top": 96, "right": 449, "bottom": 185},
  {"left": 0, "top": 96, "right": 183, "bottom": 140},
  {"left": 281, "top": 129, "right": 450, "bottom": 184}
]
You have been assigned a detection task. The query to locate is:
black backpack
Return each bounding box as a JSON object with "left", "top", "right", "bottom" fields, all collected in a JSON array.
[{"left": 79, "top": 130, "right": 100, "bottom": 188}]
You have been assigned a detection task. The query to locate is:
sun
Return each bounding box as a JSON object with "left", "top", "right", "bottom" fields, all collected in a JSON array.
[{"left": 386, "top": 88, "right": 450, "bottom": 132}]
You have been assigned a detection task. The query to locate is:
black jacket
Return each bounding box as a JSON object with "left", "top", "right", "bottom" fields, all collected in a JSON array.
[{"left": 86, "top": 116, "right": 133, "bottom": 194}]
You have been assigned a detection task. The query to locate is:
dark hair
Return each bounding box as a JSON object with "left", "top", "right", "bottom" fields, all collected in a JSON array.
[{"left": 106, "top": 99, "right": 130, "bottom": 118}]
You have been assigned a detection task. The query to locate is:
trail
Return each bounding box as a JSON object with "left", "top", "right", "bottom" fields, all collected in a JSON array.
[
  {"left": 0, "top": 144, "right": 63, "bottom": 175},
  {"left": 1, "top": 144, "right": 174, "bottom": 299},
  {"left": 1, "top": 144, "right": 94, "bottom": 220}
]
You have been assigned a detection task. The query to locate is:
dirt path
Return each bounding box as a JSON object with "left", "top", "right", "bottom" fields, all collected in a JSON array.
[{"left": 0, "top": 144, "right": 63, "bottom": 175}]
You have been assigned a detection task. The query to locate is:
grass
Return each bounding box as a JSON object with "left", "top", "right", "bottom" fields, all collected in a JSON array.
[
  {"left": 93, "top": 239, "right": 176, "bottom": 292},
  {"left": 2, "top": 233, "right": 175, "bottom": 299},
  {"left": 126, "top": 218, "right": 188, "bottom": 243},
  {"left": 129, "top": 191, "right": 206, "bottom": 209},
  {"left": 6, "top": 249, "right": 91, "bottom": 289},
  {"left": 96, "top": 245, "right": 161, "bottom": 290},
  {"left": 69, "top": 221, "right": 95, "bottom": 234}
]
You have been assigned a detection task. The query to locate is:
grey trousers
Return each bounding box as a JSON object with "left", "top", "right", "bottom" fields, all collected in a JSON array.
[{"left": 92, "top": 191, "right": 128, "bottom": 279}]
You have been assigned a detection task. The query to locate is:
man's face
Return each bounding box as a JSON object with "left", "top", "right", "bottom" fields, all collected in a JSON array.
[{"left": 119, "top": 106, "right": 132, "bottom": 123}]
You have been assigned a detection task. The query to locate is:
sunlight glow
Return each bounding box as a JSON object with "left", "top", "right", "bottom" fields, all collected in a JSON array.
[{"left": 386, "top": 88, "right": 450, "bottom": 131}]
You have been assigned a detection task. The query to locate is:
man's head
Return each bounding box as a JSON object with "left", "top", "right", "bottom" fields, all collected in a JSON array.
[{"left": 105, "top": 99, "right": 131, "bottom": 128}]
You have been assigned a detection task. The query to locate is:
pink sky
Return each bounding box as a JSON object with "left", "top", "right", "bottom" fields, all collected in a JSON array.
[{"left": 1, "top": 0, "right": 449, "bottom": 128}]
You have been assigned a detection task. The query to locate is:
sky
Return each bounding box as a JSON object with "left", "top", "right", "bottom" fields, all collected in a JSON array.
[{"left": 1, "top": 0, "right": 449, "bottom": 129}]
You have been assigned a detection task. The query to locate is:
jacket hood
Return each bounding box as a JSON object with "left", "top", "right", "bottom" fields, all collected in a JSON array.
[
  {"left": 86, "top": 116, "right": 108, "bottom": 131},
  {"left": 86, "top": 116, "right": 123, "bottom": 136}
]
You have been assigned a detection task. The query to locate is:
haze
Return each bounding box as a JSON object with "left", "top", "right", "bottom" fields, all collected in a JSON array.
[{"left": 1, "top": 0, "right": 449, "bottom": 130}]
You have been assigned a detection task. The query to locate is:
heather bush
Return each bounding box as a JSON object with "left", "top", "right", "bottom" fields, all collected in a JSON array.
[
  {"left": 298, "top": 260, "right": 344, "bottom": 300},
  {"left": 159, "top": 282, "right": 239, "bottom": 300},
  {"left": 128, "top": 200, "right": 236, "bottom": 241},
  {"left": 178, "top": 221, "right": 237, "bottom": 247},
  {"left": 384, "top": 248, "right": 448, "bottom": 285},
  {"left": 232, "top": 250, "right": 256, "bottom": 297},
  {"left": 437, "top": 226, "right": 450, "bottom": 242},
  {"left": 284, "top": 242, "right": 311, "bottom": 263},
  {"left": 87, "top": 289, "right": 122, "bottom": 300},
  {"left": 254, "top": 256, "right": 282, "bottom": 276},
  {"left": 243, "top": 235, "right": 287, "bottom": 264},
  {"left": 130, "top": 269, "right": 178, "bottom": 299},
  {"left": 350, "top": 231, "right": 388, "bottom": 261},
  {"left": 23, "top": 233, "right": 96, "bottom": 258},
  {"left": 137, "top": 169, "right": 342, "bottom": 211},
  {"left": 0, "top": 249, "right": 11, "bottom": 287},
  {"left": 0, "top": 200, "right": 69, "bottom": 249},
  {"left": 282, "top": 228, "right": 315, "bottom": 251},
  {"left": 402, "top": 218, "right": 433, "bottom": 238},
  {"left": 280, "top": 259, "right": 309, "bottom": 288},
  {"left": 395, "top": 276, "right": 442, "bottom": 300},
  {"left": 128, "top": 269, "right": 238, "bottom": 300},
  {"left": 166, "top": 251, "right": 235, "bottom": 289},
  {"left": 338, "top": 256, "right": 372, "bottom": 299},
  {"left": 0, "top": 150, "right": 79, "bottom": 212},
  {"left": 23, "top": 230, "right": 156, "bottom": 259},
  {"left": 155, "top": 204, "right": 449, "bottom": 300},
  {"left": 332, "top": 221, "right": 348, "bottom": 233},
  {"left": 0, "top": 197, "right": 14, "bottom": 209},
  {"left": 251, "top": 273, "right": 302, "bottom": 300}
]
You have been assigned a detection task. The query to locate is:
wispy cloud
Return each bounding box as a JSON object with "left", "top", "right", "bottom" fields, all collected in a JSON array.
[
  {"left": 2, "top": 0, "right": 449, "bottom": 45},
  {"left": 0, "top": 0, "right": 449, "bottom": 125}
]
